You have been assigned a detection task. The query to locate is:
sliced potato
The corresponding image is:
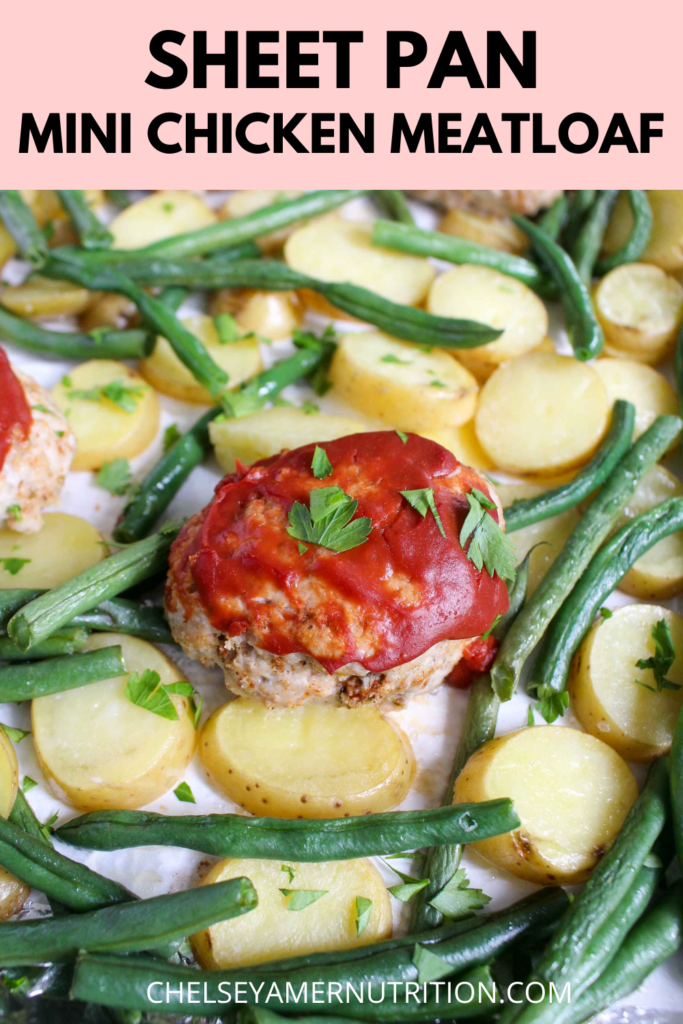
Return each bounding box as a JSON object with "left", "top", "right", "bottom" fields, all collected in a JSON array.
[
  {"left": 285, "top": 218, "right": 435, "bottom": 313},
  {"left": 200, "top": 699, "right": 415, "bottom": 818},
  {"left": 569, "top": 605, "right": 683, "bottom": 763},
  {"left": 0, "top": 866, "right": 29, "bottom": 921},
  {"left": 0, "top": 227, "right": 17, "bottom": 269},
  {"left": 220, "top": 190, "right": 304, "bottom": 252},
  {"left": 439, "top": 208, "right": 528, "bottom": 254},
  {"left": 0, "top": 513, "right": 105, "bottom": 589},
  {"left": 602, "top": 191, "right": 683, "bottom": 272},
  {"left": 192, "top": 857, "right": 392, "bottom": 968},
  {"left": 1, "top": 276, "right": 91, "bottom": 319},
  {"left": 210, "top": 407, "right": 366, "bottom": 474},
  {"left": 592, "top": 359, "right": 678, "bottom": 442},
  {"left": 21, "top": 189, "right": 106, "bottom": 227},
  {"left": 593, "top": 263, "right": 683, "bottom": 364},
  {"left": 80, "top": 293, "right": 138, "bottom": 332},
  {"left": 454, "top": 726, "right": 638, "bottom": 885},
  {"left": 427, "top": 266, "right": 548, "bottom": 376},
  {"left": 330, "top": 331, "right": 478, "bottom": 432},
  {"left": 420, "top": 422, "right": 494, "bottom": 472},
  {"left": 209, "top": 288, "right": 302, "bottom": 342},
  {"left": 0, "top": 730, "right": 18, "bottom": 820},
  {"left": 110, "top": 190, "right": 216, "bottom": 251},
  {"left": 475, "top": 352, "right": 609, "bottom": 475},
  {"left": 493, "top": 481, "right": 580, "bottom": 595},
  {"left": 32, "top": 633, "right": 196, "bottom": 811},
  {"left": 51, "top": 360, "right": 160, "bottom": 470},
  {"left": 139, "top": 314, "right": 262, "bottom": 404},
  {"left": 613, "top": 465, "right": 683, "bottom": 599}
]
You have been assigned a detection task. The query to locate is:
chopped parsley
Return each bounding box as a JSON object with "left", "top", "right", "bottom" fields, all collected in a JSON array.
[
  {"left": 287, "top": 486, "right": 372, "bottom": 554},
  {"left": 279, "top": 889, "right": 328, "bottom": 912},
  {"left": 412, "top": 944, "right": 454, "bottom": 985},
  {"left": 22, "top": 776, "right": 37, "bottom": 793},
  {"left": 537, "top": 689, "right": 570, "bottom": 724},
  {"left": 96, "top": 458, "right": 132, "bottom": 496},
  {"left": 381, "top": 353, "right": 412, "bottom": 365},
  {"left": 383, "top": 861, "right": 430, "bottom": 903},
  {"left": 527, "top": 706, "right": 535, "bottom": 727},
  {"left": 635, "top": 620, "right": 680, "bottom": 693},
  {"left": 428, "top": 868, "right": 490, "bottom": 920},
  {"left": 174, "top": 782, "right": 196, "bottom": 804},
  {"left": 31, "top": 404, "right": 52, "bottom": 414},
  {"left": 429, "top": 379, "right": 446, "bottom": 388},
  {"left": 1, "top": 724, "right": 30, "bottom": 743},
  {"left": 214, "top": 312, "right": 246, "bottom": 345},
  {"left": 163, "top": 423, "right": 182, "bottom": 453},
  {"left": 6, "top": 504, "right": 21, "bottom": 522},
  {"left": 481, "top": 613, "right": 502, "bottom": 641},
  {"left": 67, "top": 379, "right": 146, "bottom": 413},
  {"left": 400, "top": 488, "right": 446, "bottom": 539},
  {"left": 599, "top": 607, "right": 613, "bottom": 620},
  {"left": 125, "top": 670, "right": 202, "bottom": 726},
  {"left": 162, "top": 201, "right": 175, "bottom": 213},
  {"left": 355, "top": 896, "right": 372, "bottom": 936},
  {"left": 301, "top": 401, "right": 320, "bottom": 415},
  {"left": 281, "top": 865, "right": 295, "bottom": 885},
  {"left": 460, "top": 489, "right": 516, "bottom": 581},
  {"left": 396, "top": 430, "right": 408, "bottom": 444},
  {"left": 0, "top": 558, "right": 30, "bottom": 576},
  {"left": 311, "top": 446, "right": 333, "bottom": 480},
  {"left": 41, "top": 812, "right": 59, "bottom": 842}
]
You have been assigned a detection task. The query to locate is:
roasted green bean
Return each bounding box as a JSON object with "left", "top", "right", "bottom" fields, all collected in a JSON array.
[{"left": 0, "top": 646, "right": 125, "bottom": 702}]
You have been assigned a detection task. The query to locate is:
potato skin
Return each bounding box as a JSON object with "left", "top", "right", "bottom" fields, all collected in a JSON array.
[
  {"left": 0, "top": 867, "right": 29, "bottom": 921},
  {"left": 0, "top": 731, "right": 18, "bottom": 820},
  {"left": 603, "top": 190, "right": 683, "bottom": 272},
  {"left": 592, "top": 359, "right": 678, "bottom": 444},
  {"left": 593, "top": 263, "right": 683, "bottom": 365},
  {"left": 614, "top": 465, "right": 683, "bottom": 600}
]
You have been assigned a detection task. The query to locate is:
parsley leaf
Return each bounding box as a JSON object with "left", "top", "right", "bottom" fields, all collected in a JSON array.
[
  {"left": 41, "top": 812, "right": 59, "bottom": 842},
  {"left": 460, "top": 489, "right": 516, "bottom": 581},
  {"left": 355, "top": 896, "right": 372, "bottom": 936},
  {"left": 31, "top": 404, "right": 52, "bottom": 414},
  {"left": 6, "top": 504, "right": 22, "bottom": 522},
  {"left": 96, "top": 458, "right": 132, "bottom": 496},
  {"left": 301, "top": 401, "right": 319, "bottom": 415},
  {"left": 0, "top": 558, "right": 30, "bottom": 576},
  {"left": 287, "top": 486, "right": 372, "bottom": 554},
  {"left": 174, "top": 782, "right": 195, "bottom": 804},
  {"left": 383, "top": 861, "right": 430, "bottom": 902},
  {"left": 67, "top": 379, "right": 146, "bottom": 413},
  {"left": 125, "top": 670, "right": 178, "bottom": 721},
  {"left": 1, "top": 723, "right": 30, "bottom": 743},
  {"left": 536, "top": 689, "right": 570, "bottom": 724},
  {"left": 481, "top": 613, "right": 502, "bottom": 641},
  {"left": 311, "top": 446, "right": 333, "bottom": 480},
  {"left": 396, "top": 430, "right": 408, "bottom": 445},
  {"left": 412, "top": 944, "right": 455, "bottom": 985},
  {"left": 164, "top": 681, "right": 202, "bottom": 728},
  {"left": 635, "top": 619, "right": 680, "bottom": 693},
  {"left": 429, "top": 868, "right": 491, "bottom": 920},
  {"left": 163, "top": 423, "right": 182, "bottom": 453},
  {"left": 281, "top": 865, "right": 295, "bottom": 885},
  {"left": 381, "top": 353, "right": 412, "bottom": 364},
  {"left": 527, "top": 706, "right": 535, "bottom": 727},
  {"left": 599, "top": 607, "right": 613, "bottom": 620},
  {"left": 214, "top": 312, "right": 252, "bottom": 345},
  {"left": 298, "top": 542, "right": 307, "bottom": 555},
  {"left": 22, "top": 776, "right": 37, "bottom": 793},
  {"left": 279, "top": 889, "right": 328, "bottom": 912},
  {"left": 400, "top": 488, "right": 446, "bottom": 539}
]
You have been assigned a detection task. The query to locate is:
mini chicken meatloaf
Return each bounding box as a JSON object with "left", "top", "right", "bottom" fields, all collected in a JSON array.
[
  {"left": 166, "top": 431, "right": 510, "bottom": 707},
  {"left": 0, "top": 347, "right": 75, "bottom": 532},
  {"left": 406, "top": 190, "right": 563, "bottom": 217}
]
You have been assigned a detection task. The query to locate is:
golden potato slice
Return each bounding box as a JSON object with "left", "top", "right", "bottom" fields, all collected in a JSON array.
[
  {"left": 139, "top": 314, "right": 262, "bottom": 404},
  {"left": 330, "top": 331, "right": 478, "bottom": 432},
  {"left": 602, "top": 191, "right": 683, "bottom": 272},
  {"left": 210, "top": 288, "right": 302, "bottom": 342},
  {"left": 191, "top": 857, "right": 391, "bottom": 968},
  {"left": 220, "top": 190, "right": 304, "bottom": 252},
  {"left": 0, "top": 513, "right": 104, "bottom": 589},
  {"left": 439, "top": 208, "right": 528, "bottom": 254},
  {"left": 475, "top": 352, "right": 609, "bottom": 475},
  {"left": 20, "top": 190, "right": 106, "bottom": 228},
  {"left": 420, "top": 422, "right": 494, "bottom": 472},
  {"left": 493, "top": 481, "right": 580, "bottom": 595},
  {"left": 592, "top": 359, "right": 678, "bottom": 442},
  {"left": 593, "top": 263, "right": 683, "bottom": 364},
  {"left": 32, "top": 634, "right": 196, "bottom": 812},
  {"left": 285, "top": 218, "right": 435, "bottom": 312},
  {"left": 210, "top": 407, "right": 366, "bottom": 474},
  {"left": 1, "top": 276, "right": 91, "bottom": 319},
  {"left": 80, "top": 293, "right": 138, "bottom": 332},
  {"left": 51, "top": 360, "right": 160, "bottom": 470},
  {"left": 0, "top": 226, "right": 16, "bottom": 269},
  {"left": 0, "top": 730, "right": 18, "bottom": 820},
  {"left": 454, "top": 726, "right": 638, "bottom": 885},
  {"left": 612, "top": 465, "right": 683, "bottom": 599},
  {"left": 427, "top": 266, "right": 548, "bottom": 376},
  {"left": 110, "top": 190, "right": 216, "bottom": 250},
  {"left": 200, "top": 700, "right": 415, "bottom": 818},
  {"left": 569, "top": 605, "right": 683, "bottom": 763},
  {"left": 0, "top": 866, "right": 29, "bottom": 921}
]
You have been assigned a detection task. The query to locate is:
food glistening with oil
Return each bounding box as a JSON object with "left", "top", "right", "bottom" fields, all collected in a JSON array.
[{"left": 0, "top": 188, "right": 682, "bottom": 1022}]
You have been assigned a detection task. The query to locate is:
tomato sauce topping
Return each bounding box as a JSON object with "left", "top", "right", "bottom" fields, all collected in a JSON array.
[
  {"left": 189, "top": 431, "right": 509, "bottom": 674},
  {"left": 0, "top": 347, "right": 31, "bottom": 472}
]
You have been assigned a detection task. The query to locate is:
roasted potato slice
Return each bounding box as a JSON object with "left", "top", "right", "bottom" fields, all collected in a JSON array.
[
  {"left": 209, "top": 288, "right": 302, "bottom": 341},
  {"left": 614, "top": 464, "right": 683, "bottom": 599},
  {"left": 602, "top": 190, "right": 683, "bottom": 272},
  {"left": 439, "top": 208, "right": 528, "bottom": 254},
  {"left": 0, "top": 513, "right": 104, "bottom": 589},
  {"left": 220, "top": 190, "right": 304, "bottom": 252},
  {"left": 592, "top": 359, "right": 678, "bottom": 442},
  {"left": 0, "top": 735, "right": 27, "bottom": 920},
  {"left": 109, "top": 190, "right": 216, "bottom": 250},
  {"left": 594, "top": 263, "right": 683, "bottom": 364},
  {"left": 1, "top": 276, "right": 91, "bottom": 319},
  {"left": 420, "top": 422, "right": 494, "bottom": 472}
]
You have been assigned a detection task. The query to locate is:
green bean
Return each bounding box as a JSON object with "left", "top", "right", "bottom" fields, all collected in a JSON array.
[
  {"left": 8, "top": 788, "right": 48, "bottom": 843},
  {"left": 672, "top": 706, "right": 683, "bottom": 872},
  {"left": 572, "top": 189, "right": 619, "bottom": 285},
  {"left": 595, "top": 190, "right": 653, "bottom": 274},
  {"left": 106, "top": 189, "right": 131, "bottom": 209},
  {"left": 531, "top": 496, "right": 683, "bottom": 704},
  {"left": 70, "top": 889, "right": 568, "bottom": 1017},
  {"left": 7, "top": 522, "right": 180, "bottom": 651},
  {"left": 411, "top": 555, "right": 531, "bottom": 930},
  {"left": 0, "top": 305, "right": 150, "bottom": 361},
  {"left": 157, "top": 284, "right": 187, "bottom": 311},
  {"left": 56, "top": 799, "right": 519, "bottom": 859},
  {"left": 503, "top": 400, "right": 635, "bottom": 533},
  {"left": 49, "top": 254, "right": 502, "bottom": 351},
  {"left": 374, "top": 190, "right": 415, "bottom": 226},
  {"left": 238, "top": 1010, "right": 371, "bottom": 1024},
  {"left": 0, "top": 190, "right": 48, "bottom": 268},
  {"left": 561, "top": 189, "right": 596, "bottom": 251},
  {"left": 0, "top": 626, "right": 88, "bottom": 660},
  {"left": 0, "top": 645, "right": 124, "bottom": 702},
  {"left": 56, "top": 191, "right": 113, "bottom": 250},
  {"left": 550, "top": 881, "right": 683, "bottom": 1024},
  {"left": 372, "top": 219, "right": 543, "bottom": 289},
  {"left": 0, "top": 591, "right": 172, "bottom": 643},
  {"left": 491, "top": 413, "right": 682, "bottom": 701},
  {"left": 113, "top": 345, "right": 330, "bottom": 544},
  {"left": 0, "top": 877, "right": 255, "bottom": 966},
  {"left": 536, "top": 196, "right": 568, "bottom": 242},
  {"left": 513, "top": 215, "right": 603, "bottom": 360}
]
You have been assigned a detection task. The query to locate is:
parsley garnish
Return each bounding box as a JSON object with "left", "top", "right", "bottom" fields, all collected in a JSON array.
[
  {"left": 527, "top": 706, "right": 535, "bottom": 727},
  {"left": 281, "top": 865, "right": 295, "bottom": 885},
  {"left": 287, "top": 486, "right": 372, "bottom": 554},
  {"left": 1, "top": 724, "right": 30, "bottom": 743},
  {"left": 460, "top": 488, "right": 516, "bottom": 581},
  {"left": 355, "top": 896, "right": 372, "bottom": 936},
  {"left": 279, "top": 889, "right": 328, "bottom": 912},
  {"left": 41, "top": 812, "right": 59, "bottom": 842},
  {"left": 6, "top": 504, "right": 22, "bottom": 522},
  {"left": 22, "top": 776, "right": 37, "bottom": 793},
  {"left": 67, "top": 379, "right": 146, "bottom": 413},
  {"left": 429, "top": 379, "right": 446, "bottom": 388},
  {"left": 311, "top": 446, "right": 333, "bottom": 480},
  {"left": 162, "top": 201, "right": 175, "bottom": 213},
  {"left": 125, "top": 671, "right": 201, "bottom": 725},
  {"left": 381, "top": 353, "right": 412, "bottom": 364},
  {"left": 214, "top": 312, "right": 253, "bottom": 345},
  {"left": 31, "top": 404, "right": 52, "bottom": 414},
  {"left": 96, "top": 458, "right": 132, "bottom": 496},
  {"left": 0, "top": 558, "right": 30, "bottom": 576},
  {"left": 635, "top": 620, "right": 680, "bottom": 693},
  {"left": 481, "top": 613, "right": 502, "bottom": 641},
  {"left": 428, "top": 868, "right": 490, "bottom": 920},
  {"left": 383, "top": 861, "right": 430, "bottom": 902},
  {"left": 536, "top": 690, "right": 569, "bottom": 724},
  {"left": 413, "top": 944, "right": 455, "bottom": 985},
  {"left": 599, "top": 607, "right": 613, "bottom": 620},
  {"left": 163, "top": 423, "right": 182, "bottom": 453},
  {"left": 396, "top": 430, "right": 408, "bottom": 444},
  {"left": 174, "top": 782, "right": 195, "bottom": 804},
  {"left": 400, "top": 488, "right": 446, "bottom": 539},
  {"left": 61, "top": 375, "right": 73, "bottom": 388},
  {"left": 301, "top": 401, "right": 320, "bottom": 415}
]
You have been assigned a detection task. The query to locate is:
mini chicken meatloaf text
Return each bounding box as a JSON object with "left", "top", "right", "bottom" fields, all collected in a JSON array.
[
  {"left": 0, "top": 347, "right": 75, "bottom": 532},
  {"left": 166, "top": 431, "right": 509, "bottom": 706}
]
